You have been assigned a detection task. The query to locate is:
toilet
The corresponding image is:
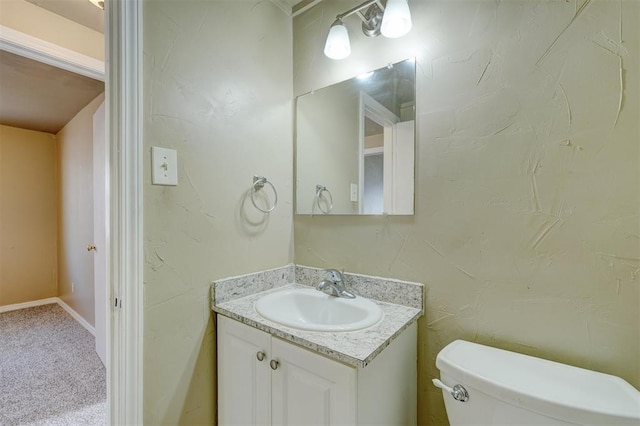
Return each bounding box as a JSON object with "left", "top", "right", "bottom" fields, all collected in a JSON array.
[{"left": 434, "top": 340, "right": 640, "bottom": 425}]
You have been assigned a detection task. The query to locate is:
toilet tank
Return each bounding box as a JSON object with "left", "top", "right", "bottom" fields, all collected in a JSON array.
[{"left": 435, "top": 340, "right": 640, "bottom": 426}]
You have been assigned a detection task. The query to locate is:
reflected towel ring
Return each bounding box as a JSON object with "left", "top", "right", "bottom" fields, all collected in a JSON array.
[
  {"left": 251, "top": 176, "right": 278, "bottom": 213},
  {"left": 315, "top": 185, "right": 333, "bottom": 214}
]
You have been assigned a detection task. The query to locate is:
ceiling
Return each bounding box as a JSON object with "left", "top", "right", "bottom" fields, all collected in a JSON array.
[
  {"left": 0, "top": 50, "right": 104, "bottom": 134},
  {"left": 0, "top": 0, "right": 104, "bottom": 134},
  {"left": 24, "top": 0, "right": 104, "bottom": 33},
  {"left": 23, "top": 0, "right": 307, "bottom": 30}
]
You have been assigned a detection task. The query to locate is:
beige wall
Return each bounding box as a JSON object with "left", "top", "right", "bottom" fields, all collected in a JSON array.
[
  {"left": 0, "top": 0, "right": 104, "bottom": 61},
  {"left": 365, "top": 134, "right": 383, "bottom": 149},
  {"left": 142, "top": 1, "right": 293, "bottom": 424},
  {"left": 57, "top": 93, "right": 104, "bottom": 325},
  {"left": 0, "top": 125, "right": 57, "bottom": 306},
  {"left": 293, "top": 1, "right": 640, "bottom": 424}
]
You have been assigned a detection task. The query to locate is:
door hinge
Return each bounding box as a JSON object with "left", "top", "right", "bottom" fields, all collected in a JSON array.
[{"left": 114, "top": 297, "right": 122, "bottom": 309}]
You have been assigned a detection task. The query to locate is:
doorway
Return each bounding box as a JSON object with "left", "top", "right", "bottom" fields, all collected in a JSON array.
[
  {"left": 2, "top": 1, "right": 146, "bottom": 423},
  {"left": 358, "top": 91, "right": 415, "bottom": 215},
  {"left": 0, "top": 2, "right": 110, "bottom": 423}
]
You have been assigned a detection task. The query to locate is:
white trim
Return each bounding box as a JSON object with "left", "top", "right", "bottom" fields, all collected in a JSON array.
[
  {"left": 107, "top": 0, "right": 144, "bottom": 424},
  {"left": 0, "top": 25, "right": 105, "bottom": 81},
  {"left": 56, "top": 298, "right": 96, "bottom": 336},
  {"left": 292, "top": 0, "right": 322, "bottom": 17},
  {"left": 361, "top": 91, "right": 399, "bottom": 125},
  {"left": 383, "top": 125, "right": 394, "bottom": 213},
  {"left": 358, "top": 94, "right": 366, "bottom": 213},
  {"left": 0, "top": 297, "right": 58, "bottom": 313},
  {"left": 364, "top": 146, "right": 384, "bottom": 156},
  {"left": 269, "top": 0, "right": 321, "bottom": 17}
]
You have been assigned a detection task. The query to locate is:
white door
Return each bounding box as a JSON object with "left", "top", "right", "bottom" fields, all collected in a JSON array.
[
  {"left": 93, "top": 101, "right": 107, "bottom": 366},
  {"left": 218, "top": 316, "right": 272, "bottom": 425},
  {"left": 392, "top": 120, "right": 415, "bottom": 214},
  {"left": 271, "top": 337, "right": 357, "bottom": 425}
]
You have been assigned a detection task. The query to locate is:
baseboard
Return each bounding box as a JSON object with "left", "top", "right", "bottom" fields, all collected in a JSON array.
[
  {"left": 56, "top": 298, "right": 96, "bottom": 336},
  {"left": 0, "top": 296, "right": 96, "bottom": 336},
  {"left": 0, "top": 297, "right": 58, "bottom": 313}
]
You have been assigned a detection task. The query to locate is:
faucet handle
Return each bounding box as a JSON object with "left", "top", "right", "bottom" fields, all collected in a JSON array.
[{"left": 323, "top": 268, "right": 344, "bottom": 282}]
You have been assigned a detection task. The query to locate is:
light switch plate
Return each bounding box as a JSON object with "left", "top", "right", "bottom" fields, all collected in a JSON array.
[
  {"left": 350, "top": 183, "right": 358, "bottom": 202},
  {"left": 151, "top": 146, "right": 178, "bottom": 186}
]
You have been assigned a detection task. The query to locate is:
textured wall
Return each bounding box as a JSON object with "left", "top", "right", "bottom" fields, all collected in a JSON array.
[
  {"left": 143, "top": 1, "right": 293, "bottom": 424},
  {"left": 0, "top": 125, "right": 57, "bottom": 307},
  {"left": 57, "top": 93, "right": 104, "bottom": 325},
  {"left": 293, "top": 1, "right": 639, "bottom": 424}
]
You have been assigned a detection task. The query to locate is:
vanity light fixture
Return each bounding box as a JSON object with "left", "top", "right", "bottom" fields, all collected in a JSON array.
[{"left": 324, "top": 0, "right": 412, "bottom": 60}]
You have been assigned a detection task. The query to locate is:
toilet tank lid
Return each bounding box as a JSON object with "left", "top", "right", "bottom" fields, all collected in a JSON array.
[{"left": 436, "top": 340, "right": 640, "bottom": 423}]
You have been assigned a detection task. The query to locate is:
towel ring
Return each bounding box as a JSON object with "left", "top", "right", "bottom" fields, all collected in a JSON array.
[
  {"left": 315, "top": 185, "right": 333, "bottom": 214},
  {"left": 251, "top": 176, "right": 278, "bottom": 213}
]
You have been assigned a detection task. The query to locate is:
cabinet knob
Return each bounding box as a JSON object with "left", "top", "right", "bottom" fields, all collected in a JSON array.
[
  {"left": 256, "top": 351, "right": 266, "bottom": 362},
  {"left": 270, "top": 359, "right": 279, "bottom": 370}
]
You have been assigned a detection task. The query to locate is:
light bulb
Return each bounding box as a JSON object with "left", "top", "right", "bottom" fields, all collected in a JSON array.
[
  {"left": 324, "top": 20, "right": 351, "bottom": 60},
  {"left": 381, "top": 0, "right": 412, "bottom": 38}
]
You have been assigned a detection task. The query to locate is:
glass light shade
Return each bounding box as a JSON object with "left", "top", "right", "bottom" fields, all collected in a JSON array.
[
  {"left": 381, "top": 0, "right": 412, "bottom": 38},
  {"left": 324, "top": 22, "right": 351, "bottom": 60}
]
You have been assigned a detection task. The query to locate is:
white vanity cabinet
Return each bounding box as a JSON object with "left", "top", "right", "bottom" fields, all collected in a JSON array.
[
  {"left": 217, "top": 315, "right": 272, "bottom": 425},
  {"left": 217, "top": 315, "right": 417, "bottom": 426}
]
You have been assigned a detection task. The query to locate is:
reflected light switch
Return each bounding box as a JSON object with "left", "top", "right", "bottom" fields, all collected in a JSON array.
[
  {"left": 152, "top": 146, "right": 178, "bottom": 186},
  {"left": 350, "top": 183, "right": 358, "bottom": 202}
]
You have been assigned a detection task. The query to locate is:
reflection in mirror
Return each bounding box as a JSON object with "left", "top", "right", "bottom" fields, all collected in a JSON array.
[{"left": 295, "top": 58, "right": 415, "bottom": 215}]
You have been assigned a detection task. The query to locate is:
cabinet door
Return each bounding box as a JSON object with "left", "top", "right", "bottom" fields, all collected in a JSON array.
[
  {"left": 218, "top": 316, "right": 272, "bottom": 426},
  {"left": 271, "top": 337, "right": 357, "bottom": 425}
]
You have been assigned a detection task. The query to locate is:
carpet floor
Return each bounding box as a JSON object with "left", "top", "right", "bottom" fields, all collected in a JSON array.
[{"left": 0, "top": 304, "right": 106, "bottom": 425}]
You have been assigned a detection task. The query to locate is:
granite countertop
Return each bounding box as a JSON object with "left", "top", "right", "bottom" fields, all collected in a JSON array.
[{"left": 211, "top": 265, "right": 424, "bottom": 368}]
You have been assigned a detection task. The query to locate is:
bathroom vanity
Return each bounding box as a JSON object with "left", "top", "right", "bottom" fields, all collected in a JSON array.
[
  {"left": 211, "top": 265, "right": 423, "bottom": 425},
  {"left": 218, "top": 316, "right": 417, "bottom": 425}
]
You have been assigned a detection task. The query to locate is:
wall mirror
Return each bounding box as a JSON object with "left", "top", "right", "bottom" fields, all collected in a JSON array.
[{"left": 295, "top": 58, "right": 416, "bottom": 215}]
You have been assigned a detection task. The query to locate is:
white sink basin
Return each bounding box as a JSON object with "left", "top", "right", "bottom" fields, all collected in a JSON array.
[{"left": 254, "top": 288, "right": 383, "bottom": 332}]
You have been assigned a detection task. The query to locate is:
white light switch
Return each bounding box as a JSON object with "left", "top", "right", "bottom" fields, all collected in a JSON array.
[
  {"left": 152, "top": 146, "right": 178, "bottom": 186},
  {"left": 350, "top": 183, "right": 358, "bottom": 202}
]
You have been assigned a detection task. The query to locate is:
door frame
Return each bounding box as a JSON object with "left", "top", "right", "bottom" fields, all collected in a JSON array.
[
  {"left": 93, "top": 100, "right": 108, "bottom": 367},
  {"left": 0, "top": 24, "right": 105, "bottom": 81},
  {"left": 358, "top": 92, "right": 399, "bottom": 214},
  {"left": 106, "top": 0, "right": 144, "bottom": 424}
]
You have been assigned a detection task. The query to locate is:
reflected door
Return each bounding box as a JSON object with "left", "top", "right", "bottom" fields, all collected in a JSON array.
[{"left": 363, "top": 152, "right": 384, "bottom": 214}]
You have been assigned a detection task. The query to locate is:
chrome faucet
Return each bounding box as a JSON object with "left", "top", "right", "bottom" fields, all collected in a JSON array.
[{"left": 316, "top": 269, "right": 355, "bottom": 298}]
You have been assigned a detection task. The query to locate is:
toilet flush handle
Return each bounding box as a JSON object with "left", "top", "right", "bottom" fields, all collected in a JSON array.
[{"left": 433, "top": 379, "right": 469, "bottom": 402}]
